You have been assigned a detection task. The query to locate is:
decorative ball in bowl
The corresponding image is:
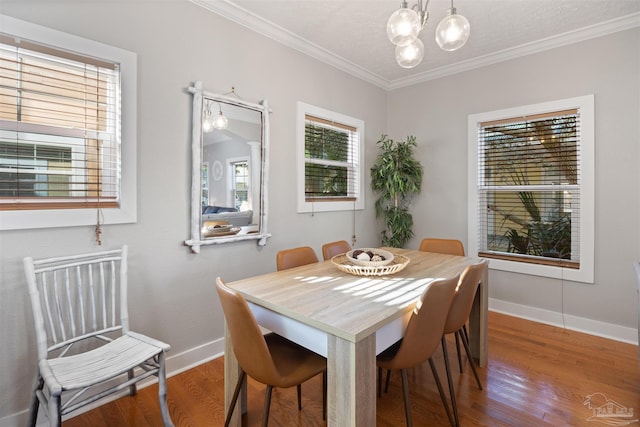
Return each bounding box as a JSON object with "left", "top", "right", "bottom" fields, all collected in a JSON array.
[{"left": 346, "top": 248, "right": 394, "bottom": 267}]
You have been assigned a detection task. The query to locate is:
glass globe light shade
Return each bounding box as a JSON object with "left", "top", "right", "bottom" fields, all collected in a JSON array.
[
  {"left": 435, "top": 9, "right": 470, "bottom": 51},
  {"left": 395, "top": 38, "right": 424, "bottom": 68},
  {"left": 202, "top": 108, "right": 213, "bottom": 133},
  {"left": 212, "top": 112, "right": 228, "bottom": 130},
  {"left": 386, "top": 7, "right": 421, "bottom": 46}
]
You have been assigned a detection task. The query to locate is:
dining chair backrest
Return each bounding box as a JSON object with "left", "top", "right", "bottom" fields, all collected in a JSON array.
[
  {"left": 216, "top": 277, "right": 282, "bottom": 385},
  {"left": 24, "top": 246, "right": 128, "bottom": 361},
  {"left": 419, "top": 238, "right": 465, "bottom": 256},
  {"left": 321, "top": 240, "right": 352, "bottom": 261},
  {"left": 385, "top": 274, "right": 459, "bottom": 369},
  {"left": 276, "top": 246, "right": 319, "bottom": 271},
  {"left": 444, "top": 260, "right": 488, "bottom": 335}
]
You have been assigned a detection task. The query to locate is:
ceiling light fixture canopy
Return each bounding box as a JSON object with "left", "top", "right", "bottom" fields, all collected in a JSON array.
[{"left": 386, "top": 0, "right": 470, "bottom": 68}]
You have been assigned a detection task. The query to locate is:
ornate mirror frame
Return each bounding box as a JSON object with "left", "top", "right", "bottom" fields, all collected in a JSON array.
[{"left": 185, "top": 81, "right": 270, "bottom": 253}]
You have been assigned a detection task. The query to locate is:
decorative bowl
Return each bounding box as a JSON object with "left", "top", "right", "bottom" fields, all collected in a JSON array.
[
  {"left": 346, "top": 248, "right": 394, "bottom": 267},
  {"left": 201, "top": 221, "right": 240, "bottom": 237}
]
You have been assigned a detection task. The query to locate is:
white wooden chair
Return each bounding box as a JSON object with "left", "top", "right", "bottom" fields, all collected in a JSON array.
[{"left": 23, "top": 245, "right": 173, "bottom": 427}]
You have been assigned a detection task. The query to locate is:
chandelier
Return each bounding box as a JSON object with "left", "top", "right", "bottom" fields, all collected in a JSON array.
[{"left": 387, "top": 0, "right": 470, "bottom": 68}]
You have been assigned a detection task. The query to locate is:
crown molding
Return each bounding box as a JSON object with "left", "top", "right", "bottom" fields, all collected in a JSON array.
[
  {"left": 192, "top": 1, "right": 640, "bottom": 92},
  {"left": 389, "top": 12, "right": 640, "bottom": 89},
  {"left": 190, "top": 0, "right": 390, "bottom": 89}
]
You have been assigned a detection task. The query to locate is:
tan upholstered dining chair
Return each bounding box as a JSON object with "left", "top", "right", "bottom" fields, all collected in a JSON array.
[
  {"left": 419, "top": 238, "right": 465, "bottom": 256},
  {"left": 276, "top": 246, "right": 319, "bottom": 271},
  {"left": 216, "top": 277, "right": 326, "bottom": 426},
  {"left": 377, "top": 274, "right": 460, "bottom": 427},
  {"left": 274, "top": 245, "right": 326, "bottom": 413},
  {"left": 23, "top": 245, "right": 173, "bottom": 427},
  {"left": 441, "top": 260, "right": 488, "bottom": 427},
  {"left": 321, "top": 240, "right": 352, "bottom": 261}
]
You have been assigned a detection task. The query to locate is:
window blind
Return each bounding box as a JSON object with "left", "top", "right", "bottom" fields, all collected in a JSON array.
[
  {"left": 304, "top": 114, "right": 359, "bottom": 202},
  {"left": 0, "top": 33, "right": 120, "bottom": 210},
  {"left": 477, "top": 109, "right": 581, "bottom": 268}
]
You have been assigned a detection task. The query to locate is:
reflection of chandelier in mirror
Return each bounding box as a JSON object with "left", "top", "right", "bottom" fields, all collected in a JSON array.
[
  {"left": 203, "top": 101, "right": 228, "bottom": 132},
  {"left": 387, "top": 0, "right": 470, "bottom": 68}
]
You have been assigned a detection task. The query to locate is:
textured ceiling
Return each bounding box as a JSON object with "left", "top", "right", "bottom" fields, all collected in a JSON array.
[{"left": 193, "top": 0, "right": 640, "bottom": 89}]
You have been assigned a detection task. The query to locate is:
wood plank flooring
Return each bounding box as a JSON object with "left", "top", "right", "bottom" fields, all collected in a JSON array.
[{"left": 64, "top": 312, "right": 640, "bottom": 426}]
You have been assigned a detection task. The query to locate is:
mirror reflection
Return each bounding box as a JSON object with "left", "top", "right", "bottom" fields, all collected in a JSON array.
[
  {"left": 201, "top": 99, "right": 262, "bottom": 238},
  {"left": 185, "top": 82, "right": 270, "bottom": 253}
]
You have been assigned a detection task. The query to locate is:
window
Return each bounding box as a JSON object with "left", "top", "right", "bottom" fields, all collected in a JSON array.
[
  {"left": 0, "top": 15, "right": 136, "bottom": 230},
  {"left": 296, "top": 102, "right": 364, "bottom": 213},
  {"left": 230, "top": 160, "right": 249, "bottom": 210},
  {"left": 468, "top": 95, "right": 594, "bottom": 283}
]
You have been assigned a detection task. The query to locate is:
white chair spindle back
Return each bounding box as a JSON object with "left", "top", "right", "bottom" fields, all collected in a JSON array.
[{"left": 25, "top": 247, "right": 126, "bottom": 357}]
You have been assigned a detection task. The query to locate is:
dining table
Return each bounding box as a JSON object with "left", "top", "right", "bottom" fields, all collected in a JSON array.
[{"left": 223, "top": 247, "right": 488, "bottom": 426}]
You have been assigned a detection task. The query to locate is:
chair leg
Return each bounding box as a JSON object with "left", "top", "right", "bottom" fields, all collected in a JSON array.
[
  {"left": 262, "top": 385, "right": 273, "bottom": 427},
  {"left": 400, "top": 369, "right": 413, "bottom": 427},
  {"left": 442, "top": 337, "right": 460, "bottom": 427},
  {"left": 322, "top": 371, "right": 327, "bottom": 421},
  {"left": 28, "top": 378, "right": 43, "bottom": 427},
  {"left": 378, "top": 367, "right": 391, "bottom": 397},
  {"left": 157, "top": 353, "right": 174, "bottom": 426},
  {"left": 225, "top": 371, "right": 246, "bottom": 427},
  {"left": 428, "top": 358, "right": 454, "bottom": 427},
  {"left": 128, "top": 368, "right": 137, "bottom": 396},
  {"left": 454, "top": 331, "right": 463, "bottom": 373},
  {"left": 461, "top": 325, "right": 483, "bottom": 390},
  {"left": 48, "top": 393, "right": 62, "bottom": 427},
  {"left": 297, "top": 384, "right": 302, "bottom": 410}
]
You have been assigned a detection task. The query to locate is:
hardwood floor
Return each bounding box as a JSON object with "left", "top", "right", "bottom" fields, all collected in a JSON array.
[{"left": 64, "top": 312, "right": 639, "bottom": 426}]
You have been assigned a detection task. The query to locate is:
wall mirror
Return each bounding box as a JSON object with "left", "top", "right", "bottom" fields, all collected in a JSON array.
[{"left": 185, "top": 81, "right": 270, "bottom": 253}]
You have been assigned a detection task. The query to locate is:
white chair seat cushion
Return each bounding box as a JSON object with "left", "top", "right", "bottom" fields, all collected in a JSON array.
[{"left": 41, "top": 333, "right": 169, "bottom": 392}]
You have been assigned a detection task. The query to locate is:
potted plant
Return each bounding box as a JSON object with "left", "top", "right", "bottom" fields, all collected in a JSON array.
[{"left": 370, "top": 134, "right": 423, "bottom": 248}]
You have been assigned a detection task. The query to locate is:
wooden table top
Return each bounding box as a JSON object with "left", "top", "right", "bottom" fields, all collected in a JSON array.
[{"left": 227, "top": 247, "right": 479, "bottom": 343}]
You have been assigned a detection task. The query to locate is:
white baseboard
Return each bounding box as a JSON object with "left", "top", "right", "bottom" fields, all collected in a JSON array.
[
  {"left": 164, "top": 336, "right": 225, "bottom": 377},
  {"left": 0, "top": 337, "right": 225, "bottom": 427},
  {"left": 489, "top": 298, "right": 639, "bottom": 345}
]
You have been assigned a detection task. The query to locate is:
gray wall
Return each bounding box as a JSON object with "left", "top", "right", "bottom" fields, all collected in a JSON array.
[
  {"left": 387, "top": 28, "right": 640, "bottom": 331},
  {"left": 1, "top": 0, "right": 638, "bottom": 424},
  {"left": 0, "top": 1, "right": 385, "bottom": 422}
]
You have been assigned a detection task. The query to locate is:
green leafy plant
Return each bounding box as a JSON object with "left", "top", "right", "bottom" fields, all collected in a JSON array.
[{"left": 370, "top": 135, "right": 423, "bottom": 248}]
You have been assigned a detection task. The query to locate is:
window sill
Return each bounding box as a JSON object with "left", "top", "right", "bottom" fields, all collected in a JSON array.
[
  {"left": 0, "top": 205, "right": 136, "bottom": 231},
  {"left": 485, "top": 257, "right": 593, "bottom": 284},
  {"left": 297, "top": 199, "right": 363, "bottom": 214}
]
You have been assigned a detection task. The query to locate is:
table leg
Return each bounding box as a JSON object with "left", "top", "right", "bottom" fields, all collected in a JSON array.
[
  {"left": 469, "top": 266, "right": 489, "bottom": 367},
  {"left": 327, "top": 334, "right": 376, "bottom": 426},
  {"left": 224, "top": 322, "right": 245, "bottom": 426}
]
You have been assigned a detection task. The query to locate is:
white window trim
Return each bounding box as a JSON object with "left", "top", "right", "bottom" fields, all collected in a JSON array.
[
  {"left": 296, "top": 102, "right": 364, "bottom": 213},
  {"left": 0, "top": 14, "right": 137, "bottom": 230},
  {"left": 225, "top": 156, "right": 250, "bottom": 208},
  {"left": 468, "top": 95, "right": 594, "bottom": 283}
]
